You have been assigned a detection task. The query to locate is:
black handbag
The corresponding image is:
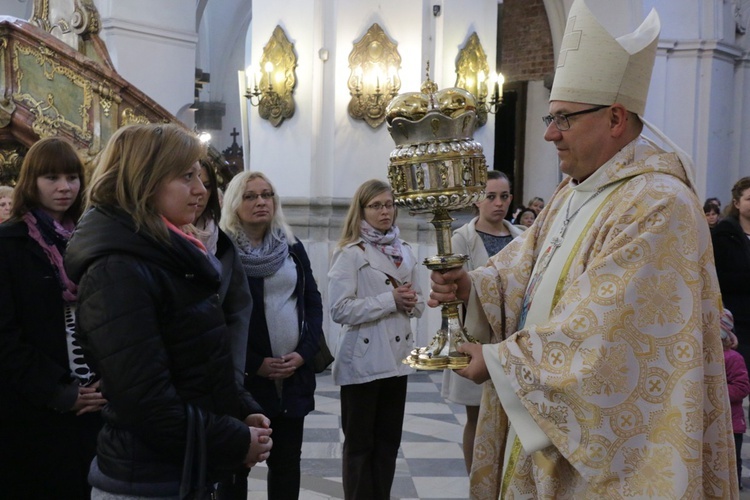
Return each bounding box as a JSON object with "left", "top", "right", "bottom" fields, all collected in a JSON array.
[
  {"left": 312, "top": 334, "right": 334, "bottom": 373},
  {"left": 180, "top": 404, "right": 215, "bottom": 500}
]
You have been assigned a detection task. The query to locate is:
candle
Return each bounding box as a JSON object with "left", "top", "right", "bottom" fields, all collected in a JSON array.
[
  {"left": 354, "top": 67, "right": 363, "bottom": 90},
  {"left": 497, "top": 72, "right": 504, "bottom": 99},
  {"left": 478, "top": 70, "right": 486, "bottom": 99},
  {"left": 264, "top": 61, "right": 274, "bottom": 91}
]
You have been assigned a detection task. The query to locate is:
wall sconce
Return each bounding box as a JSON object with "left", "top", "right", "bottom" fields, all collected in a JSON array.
[
  {"left": 347, "top": 23, "right": 401, "bottom": 128},
  {"left": 244, "top": 25, "right": 297, "bottom": 127},
  {"left": 455, "top": 32, "right": 504, "bottom": 126}
]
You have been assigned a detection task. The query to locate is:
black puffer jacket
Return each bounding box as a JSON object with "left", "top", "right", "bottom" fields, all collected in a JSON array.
[{"left": 65, "top": 206, "right": 262, "bottom": 494}]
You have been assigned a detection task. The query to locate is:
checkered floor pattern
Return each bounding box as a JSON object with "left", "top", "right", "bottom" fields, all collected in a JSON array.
[{"left": 245, "top": 370, "right": 750, "bottom": 499}]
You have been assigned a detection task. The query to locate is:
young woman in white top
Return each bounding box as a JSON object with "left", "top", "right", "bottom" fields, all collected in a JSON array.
[{"left": 442, "top": 170, "right": 523, "bottom": 472}]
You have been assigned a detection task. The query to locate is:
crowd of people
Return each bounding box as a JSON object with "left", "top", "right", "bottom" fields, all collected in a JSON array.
[{"left": 0, "top": 0, "right": 748, "bottom": 499}]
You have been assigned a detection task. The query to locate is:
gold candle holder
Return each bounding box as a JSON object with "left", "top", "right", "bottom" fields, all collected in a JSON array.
[{"left": 385, "top": 74, "right": 487, "bottom": 370}]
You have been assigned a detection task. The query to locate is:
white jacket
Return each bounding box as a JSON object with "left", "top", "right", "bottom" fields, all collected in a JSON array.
[
  {"left": 452, "top": 216, "right": 525, "bottom": 273},
  {"left": 442, "top": 217, "right": 524, "bottom": 405},
  {"left": 329, "top": 238, "right": 424, "bottom": 386}
]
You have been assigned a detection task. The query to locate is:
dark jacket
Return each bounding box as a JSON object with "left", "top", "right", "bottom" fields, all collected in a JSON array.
[
  {"left": 65, "top": 206, "right": 263, "bottom": 494},
  {"left": 244, "top": 240, "right": 323, "bottom": 418},
  {"left": 0, "top": 219, "right": 83, "bottom": 419},
  {"left": 712, "top": 216, "right": 750, "bottom": 363},
  {"left": 216, "top": 229, "right": 253, "bottom": 384},
  {"left": 0, "top": 219, "right": 102, "bottom": 498}
]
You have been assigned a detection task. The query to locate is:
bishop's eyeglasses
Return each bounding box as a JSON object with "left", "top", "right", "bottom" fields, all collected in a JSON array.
[{"left": 542, "top": 105, "right": 609, "bottom": 131}]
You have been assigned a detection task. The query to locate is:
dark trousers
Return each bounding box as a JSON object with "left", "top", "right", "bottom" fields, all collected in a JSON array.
[
  {"left": 340, "top": 375, "right": 408, "bottom": 500},
  {"left": 220, "top": 415, "right": 305, "bottom": 500},
  {"left": 266, "top": 415, "right": 305, "bottom": 499},
  {"left": 736, "top": 432, "right": 744, "bottom": 488},
  {"left": 0, "top": 411, "right": 101, "bottom": 500}
]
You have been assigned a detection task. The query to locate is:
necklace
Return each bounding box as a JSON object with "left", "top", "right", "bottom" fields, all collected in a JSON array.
[
  {"left": 518, "top": 186, "right": 607, "bottom": 328},
  {"left": 549, "top": 186, "right": 607, "bottom": 249}
]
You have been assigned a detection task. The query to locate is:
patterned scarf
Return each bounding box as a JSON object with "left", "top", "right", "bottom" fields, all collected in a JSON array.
[
  {"left": 233, "top": 228, "right": 289, "bottom": 278},
  {"left": 23, "top": 209, "right": 77, "bottom": 303},
  {"left": 360, "top": 220, "right": 403, "bottom": 266}
]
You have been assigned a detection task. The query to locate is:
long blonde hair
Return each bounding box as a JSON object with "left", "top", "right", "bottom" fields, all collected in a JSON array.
[
  {"left": 220, "top": 170, "right": 294, "bottom": 242},
  {"left": 337, "top": 179, "right": 397, "bottom": 248},
  {"left": 86, "top": 123, "right": 205, "bottom": 243}
]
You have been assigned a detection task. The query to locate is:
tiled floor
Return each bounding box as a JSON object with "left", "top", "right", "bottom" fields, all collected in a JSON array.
[
  {"left": 246, "top": 370, "right": 750, "bottom": 500},
  {"left": 246, "top": 369, "right": 469, "bottom": 500}
]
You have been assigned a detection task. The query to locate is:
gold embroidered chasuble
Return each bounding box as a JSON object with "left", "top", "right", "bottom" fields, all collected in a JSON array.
[{"left": 468, "top": 137, "right": 737, "bottom": 499}]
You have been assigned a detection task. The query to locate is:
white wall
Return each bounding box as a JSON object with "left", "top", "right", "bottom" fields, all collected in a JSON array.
[
  {"left": 540, "top": 0, "right": 750, "bottom": 202},
  {"left": 0, "top": 0, "right": 32, "bottom": 19},
  {"left": 94, "top": 0, "right": 197, "bottom": 118}
]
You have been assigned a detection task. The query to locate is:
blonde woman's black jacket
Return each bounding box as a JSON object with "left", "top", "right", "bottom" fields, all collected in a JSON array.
[{"left": 65, "top": 206, "right": 262, "bottom": 495}]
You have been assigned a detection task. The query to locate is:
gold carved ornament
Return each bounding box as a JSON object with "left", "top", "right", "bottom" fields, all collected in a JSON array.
[
  {"left": 347, "top": 23, "right": 401, "bottom": 128},
  {"left": 12, "top": 43, "right": 93, "bottom": 141},
  {"left": 245, "top": 25, "right": 297, "bottom": 128},
  {"left": 455, "top": 32, "right": 504, "bottom": 126}
]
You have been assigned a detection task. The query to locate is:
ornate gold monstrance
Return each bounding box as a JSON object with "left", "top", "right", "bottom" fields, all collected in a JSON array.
[{"left": 385, "top": 73, "right": 487, "bottom": 370}]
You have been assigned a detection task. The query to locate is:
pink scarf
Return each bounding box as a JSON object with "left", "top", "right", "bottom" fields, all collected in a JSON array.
[
  {"left": 163, "top": 217, "right": 208, "bottom": 254},
  {"left": 23, "top": 211, "right": 78, "bottom": 303}
]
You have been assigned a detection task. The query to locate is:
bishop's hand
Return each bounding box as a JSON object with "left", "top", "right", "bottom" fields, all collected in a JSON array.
[
  {"left": 427, "top": 268, "right": 471, "bottom": 307},
  {"left": 454, "top": 342, "right": 490, "bottom": 383}
]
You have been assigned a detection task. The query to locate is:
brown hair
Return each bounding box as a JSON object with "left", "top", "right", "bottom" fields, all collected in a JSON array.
[
  {"left": 87, "top": 123, "right": 205, "bottom": 243},
  {"left": 12, "top": 137, "right": 86, "bottom": 220},
  {"left": 728, "top": 177, "right": 750, "bottom": 219},
  {"left": 474, "top": 170, "right": 511, "bottom": 215},
  {"left": 196, "top": 159, "right": 222, "bottom": 224},
  {"left": 337, "top": 179, "right": 397, "bottom": 248}
]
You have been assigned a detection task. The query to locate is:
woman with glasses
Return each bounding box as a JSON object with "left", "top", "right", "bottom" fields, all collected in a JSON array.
[
  {"left": 220, "top": 170, "right": 324, "bottom": 500},
  {"left": 329, "top": 179, "right": 424, "bottom": 500}
]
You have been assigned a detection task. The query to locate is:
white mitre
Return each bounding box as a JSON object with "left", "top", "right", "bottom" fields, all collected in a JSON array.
[
  {"left": 549, "top": 0, "right": 659, "bottom": 116},
  {"left": 550, "top": 0, "right": 698, "bottom": 191}
]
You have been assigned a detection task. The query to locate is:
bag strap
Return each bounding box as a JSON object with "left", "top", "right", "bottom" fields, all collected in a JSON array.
[
  {"left": 195, "top": 406, "right": 207, "bottom": 493},
  {"left": 180, "top": 404, "right": 196, "bottom": 499},
  {"left": 180, "top": 404, "right": 210, "bottom": 499}
]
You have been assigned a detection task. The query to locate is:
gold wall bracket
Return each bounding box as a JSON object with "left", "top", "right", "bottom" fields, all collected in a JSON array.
[
  {"left": 245, "top": 25, "right": 297, "bottom": 127},
  {"left": 347, "top": 23, "right": 401, "bottom": 128}
]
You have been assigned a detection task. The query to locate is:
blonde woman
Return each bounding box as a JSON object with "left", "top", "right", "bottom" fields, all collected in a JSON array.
[
  {"left": 65, "top": 124, "right": 272, "bottom": 498},
  {"left": 220, "top": 170, "right": 324, "bottom": 500},
  {"left": 329, "top": 179, "right": 424, "bottom": 500},
  {"left": 0, "top": 185, "right": 12, "bottom": 223}
]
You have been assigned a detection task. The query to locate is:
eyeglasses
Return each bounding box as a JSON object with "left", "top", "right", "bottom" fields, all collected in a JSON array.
[
  {"left": 542, "top": 105, "right": 609, "bottom": 131},
  {"left": 242, "top": 191, "right": 274, "bottom": 202},
  {"left": 365, "top": 202, "right": 395, "bottom": 211}
]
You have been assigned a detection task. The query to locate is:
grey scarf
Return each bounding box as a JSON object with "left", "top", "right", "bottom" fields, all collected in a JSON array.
[{"left": 234, "top": 228, "right": 289, "bottom": 277}]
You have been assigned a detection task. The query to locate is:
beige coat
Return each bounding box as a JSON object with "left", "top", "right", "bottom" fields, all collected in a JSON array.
[{"left": 329, "top": 238, "right": 424, "bottom": 386}]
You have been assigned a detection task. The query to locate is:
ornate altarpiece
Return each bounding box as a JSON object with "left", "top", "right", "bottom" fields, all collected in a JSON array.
[{"left": 0, "top": 0, "right": 230, "bottom": 185}]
